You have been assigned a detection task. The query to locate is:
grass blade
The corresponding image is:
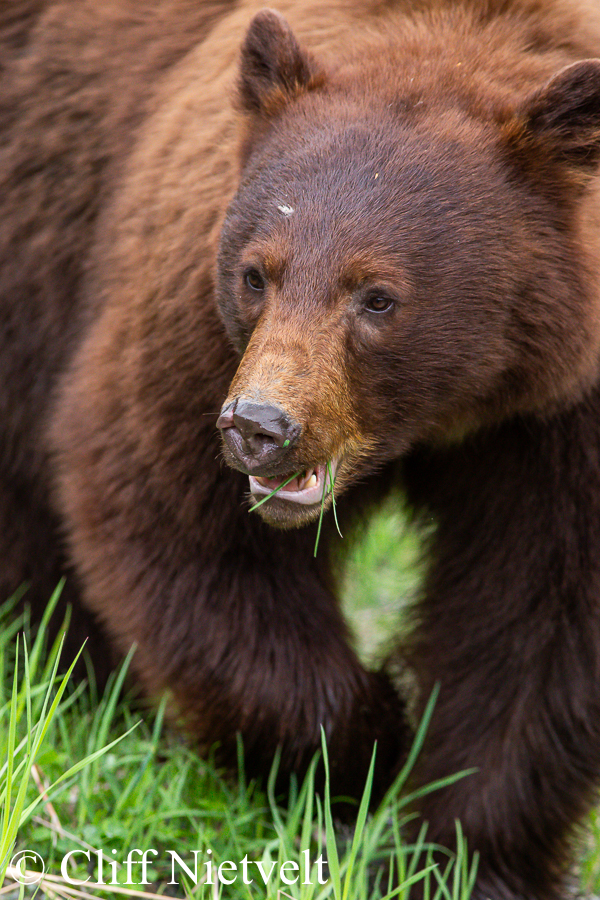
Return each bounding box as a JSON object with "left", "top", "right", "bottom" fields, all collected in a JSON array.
[{"left": 249, "top": 472, "right": 301, "bottom": 511}]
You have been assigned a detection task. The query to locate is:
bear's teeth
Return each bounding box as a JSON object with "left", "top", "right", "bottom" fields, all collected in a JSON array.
[
  {"left": 254, "top": 469, "right": 319, "bottom": 493},
  {"left": 297, "top": 469, "right": 316, "bottom": 491}
]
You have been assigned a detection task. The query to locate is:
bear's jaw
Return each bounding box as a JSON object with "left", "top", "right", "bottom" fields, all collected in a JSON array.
[{"left": 249, "top": 460, "right": 338, "bottom": 507}]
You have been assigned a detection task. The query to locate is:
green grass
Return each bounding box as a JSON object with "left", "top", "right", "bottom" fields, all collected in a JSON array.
[
  {"left": 0, "top": 608, "right": 478, "bottom": 900},
  {"left": 340, "top": 498, "right": 425, "bottom": 662},
  {"left": 1, "top": 501, "right": 599, "bottom": 897}
]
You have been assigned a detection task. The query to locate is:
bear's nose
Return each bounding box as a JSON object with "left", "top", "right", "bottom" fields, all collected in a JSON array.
[{"left": 217, "top": 399, "right": 301, "bottom": 469}]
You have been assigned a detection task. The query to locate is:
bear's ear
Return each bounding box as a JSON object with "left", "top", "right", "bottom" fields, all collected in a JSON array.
[
  {"left": 238, "top": 9, "right": 324, "bottom": 114},
  {"left": 515, "top": 59, "right": 600, "bottom": 170}
]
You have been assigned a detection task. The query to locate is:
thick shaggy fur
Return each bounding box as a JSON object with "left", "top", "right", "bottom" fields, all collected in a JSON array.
[{"left": 3, "top": 1, "right": 600, "bottom": 897}]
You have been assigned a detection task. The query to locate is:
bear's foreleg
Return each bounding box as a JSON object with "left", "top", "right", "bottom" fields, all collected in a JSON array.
[{"left": 402, "top": 403, "right": 600, "bottom": 899}]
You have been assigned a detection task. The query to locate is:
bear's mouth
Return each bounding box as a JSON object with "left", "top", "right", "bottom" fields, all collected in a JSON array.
[{"left": 249, "top": 461, "right": 338, "bottom": 506}]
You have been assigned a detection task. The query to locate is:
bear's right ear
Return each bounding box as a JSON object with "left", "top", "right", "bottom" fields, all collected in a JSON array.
[
  {"left": 238, "top": 9, "right": 324, "bottom": 115},
  {"left": 512, "top": 59, "right": 600, "bottom": 171}
]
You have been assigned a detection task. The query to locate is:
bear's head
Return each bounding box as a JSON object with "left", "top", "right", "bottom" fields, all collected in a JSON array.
[{"left": 217, "top": 9, "right": 600, "bottom": 527}]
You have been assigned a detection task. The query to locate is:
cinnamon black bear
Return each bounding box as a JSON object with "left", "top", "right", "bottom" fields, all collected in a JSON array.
[{"left": 3, "top": 0, "right": 600, "bottom": 896}]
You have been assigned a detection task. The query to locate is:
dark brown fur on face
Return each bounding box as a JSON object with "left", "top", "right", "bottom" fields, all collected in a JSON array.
[{"left": 3, "top": 1, "right": 600, "bottom": 897}]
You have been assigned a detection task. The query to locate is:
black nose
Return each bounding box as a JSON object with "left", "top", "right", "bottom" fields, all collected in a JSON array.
[{"left": 217, "top": 399, "right": 301, "bottom": 469}]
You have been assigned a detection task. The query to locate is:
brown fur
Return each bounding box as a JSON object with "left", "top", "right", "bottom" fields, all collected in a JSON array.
[{"left": 3, "top": 1, "right": 600, "bottom": 896}]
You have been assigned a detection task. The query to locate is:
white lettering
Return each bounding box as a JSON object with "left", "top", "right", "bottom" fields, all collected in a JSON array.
[
  {"left": 280, "top": 860, "right": 299, "bottom": 885},
  {"left": 240, "top": 854, "right": 253, "bottom": 884},
  {"left": 61, "top": 850, "right": 91, "bottom": 885},
  {"left": 168, "top": 850, "right": 201, "bottom": 885},
  {"left": 255, "top": 859, "right": 277, "bottom": 884},
  {"left": 218, "top": 861, "right": 237, "bottom": 884}
]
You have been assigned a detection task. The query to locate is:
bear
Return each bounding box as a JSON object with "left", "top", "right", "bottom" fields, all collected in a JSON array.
[{"left": 3, "top": 0, "right": 600, "bottom": 896}]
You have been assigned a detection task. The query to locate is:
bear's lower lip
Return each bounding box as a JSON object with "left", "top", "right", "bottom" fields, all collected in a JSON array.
[{"left": 249, "top": 461, "right": 338, "bottom": 506}]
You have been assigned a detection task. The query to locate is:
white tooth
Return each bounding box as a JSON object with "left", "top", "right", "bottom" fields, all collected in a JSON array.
[{"left": 306, "top": 474, "right": 317, "bottom": 489}]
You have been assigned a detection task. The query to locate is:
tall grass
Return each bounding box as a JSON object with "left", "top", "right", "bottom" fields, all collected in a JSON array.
[
  {"left": 0, "top": 585, "right": 135, "bottom": 893},
  {"left": 0, "top": 589, "right": 479, "bottom": 899}
]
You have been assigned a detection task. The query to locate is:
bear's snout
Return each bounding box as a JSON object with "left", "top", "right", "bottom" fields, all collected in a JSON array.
[{"left": 217, "top": 398, "right": 301, "bottom": 472}]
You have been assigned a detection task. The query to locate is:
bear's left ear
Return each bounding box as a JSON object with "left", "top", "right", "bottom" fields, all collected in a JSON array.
[
  {"left": 514, "top": 59, "right": 600, "bottom": 170},
  {"left": 238, "top": 9, "right": 324, "bottom": 115}
]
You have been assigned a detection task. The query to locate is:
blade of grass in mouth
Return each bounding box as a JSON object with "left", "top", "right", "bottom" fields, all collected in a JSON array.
[
  {"left": 328, "top": 460, "right": 343, "bottom": 540},
  {"left": 249, "top": 471, "right": 301, "bottom": 511},
  {"left": 248, "top": 463, "right": 343, "bottom": 557},
  {"left": 313, "top": 461, "right": 342, "bottom": 557}
]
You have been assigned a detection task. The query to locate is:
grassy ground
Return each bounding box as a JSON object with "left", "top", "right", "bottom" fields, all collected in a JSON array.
[{"left": 1, "top": 500, "right": 599, "bottom": 897}]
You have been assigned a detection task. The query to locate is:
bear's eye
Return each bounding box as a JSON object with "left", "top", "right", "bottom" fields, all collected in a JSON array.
[
  {"left": 365, "top": 295, "right": 394, "bottom": 314},
  {"left": 244, "top": 268, "right": 266, "bottom": 292}
]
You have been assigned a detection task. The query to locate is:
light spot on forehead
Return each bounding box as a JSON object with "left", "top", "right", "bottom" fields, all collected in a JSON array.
[{"left": 277, "top": 203, "right": 294, "bottom": 217}]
